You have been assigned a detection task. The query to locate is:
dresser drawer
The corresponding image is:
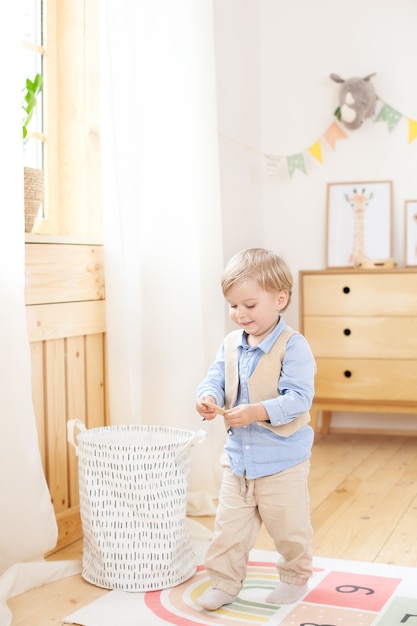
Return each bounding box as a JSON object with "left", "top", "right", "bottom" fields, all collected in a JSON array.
[
  {"left": 314, "top": 358, "right": 417, "bottom": 402},
  {"left": 302, "top": 273, "right": 417, "bottom": 316},
  {"left": 304, "top": 316, "right": 417, "bottom": 358}
]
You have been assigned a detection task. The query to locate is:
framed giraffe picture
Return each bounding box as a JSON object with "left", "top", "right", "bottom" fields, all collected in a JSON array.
[
  {"left": 405, "top": 200, "right": 417, "bottom": 266},
  {"left": 326, "top": 180, "right": 393, "bottom": 268}
]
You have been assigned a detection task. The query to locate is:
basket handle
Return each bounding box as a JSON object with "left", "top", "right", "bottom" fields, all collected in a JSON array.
[
  {"left": 67, "top": 419, "right": 87, "bottom": 456},
  {"left": 176, "top": 428, "right": 207, "bottom": 460}
]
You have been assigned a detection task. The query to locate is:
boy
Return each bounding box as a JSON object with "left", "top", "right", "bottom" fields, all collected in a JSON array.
[{"left": 196, "top": 248, "right": 315, "bottom": 611}]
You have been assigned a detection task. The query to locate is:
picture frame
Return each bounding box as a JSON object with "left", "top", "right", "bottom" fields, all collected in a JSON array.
[
  {"left": 326, "top": 180, "right": 393, "bottom": 268},
  {"left": 405, "top": 200, "right": 417, "bottom": 267}
]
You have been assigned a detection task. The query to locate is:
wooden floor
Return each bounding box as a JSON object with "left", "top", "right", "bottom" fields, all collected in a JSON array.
[{"left": 8, "top": 433, "right": 417, "bottom": 625}]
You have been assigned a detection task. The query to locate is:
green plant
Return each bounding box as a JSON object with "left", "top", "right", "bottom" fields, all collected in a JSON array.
[{"left": 22, "top": 73, "right": 43, "bottom": 142}]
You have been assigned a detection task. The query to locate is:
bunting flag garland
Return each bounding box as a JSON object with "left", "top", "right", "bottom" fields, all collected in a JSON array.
[
  {"left": 374, "top": 103, "right": 402, "bottom": 132},
  {"left": 287, "top": 154, "right": 306, "bottom": 177},
  {"left": 323, "top": 121, "right": 348, "bottom": 149},
  {"left": 307, "top": 140, "right": 323, "bottom": 163},
  {"left": 220, "top": 97, "right": 417, "bottom": 179},
  {"left": 264, "top": 154, "right": 282, "bottom": 176},
  {"left": 408, "top": 118, "right": 417, "bottom": 143}
]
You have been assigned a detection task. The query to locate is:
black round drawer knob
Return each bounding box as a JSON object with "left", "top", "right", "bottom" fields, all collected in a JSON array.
[
  {"left": 343, "top": 286, "right": 350, "bottom": 294},
  {"left": 344, "top": 370, "right": 352, "bottom": 378},
  {"left": 344, "top": 328, "right": 351, "bottom": 336}
]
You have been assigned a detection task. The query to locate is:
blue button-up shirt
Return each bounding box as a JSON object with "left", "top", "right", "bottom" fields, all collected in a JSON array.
[{"left": 197, "top": 317, "right": 315, "bottom": 479}]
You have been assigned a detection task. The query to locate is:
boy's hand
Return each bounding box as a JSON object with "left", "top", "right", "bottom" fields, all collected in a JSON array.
[
  {"left": 224, "top": 403, "right": 268, "bottom": 428},
  {"left": 200, "top": 400, "right": 226, "bottom": 415},
  {"left": 196, "top": 396, "right": 220, "bottom": 420}
]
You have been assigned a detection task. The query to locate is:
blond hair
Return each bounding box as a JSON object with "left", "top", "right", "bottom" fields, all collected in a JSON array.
[{"left": 221, "top": 248, "right": 293, "bottom": 310}]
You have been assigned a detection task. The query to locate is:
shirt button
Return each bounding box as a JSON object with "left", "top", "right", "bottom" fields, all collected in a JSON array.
[{"left": 245, "top": 445, "right": 250, "bottom": 450}]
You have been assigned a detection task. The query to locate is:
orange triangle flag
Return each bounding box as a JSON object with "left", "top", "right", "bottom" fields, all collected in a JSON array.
[
  {"left": 324, "top": 122, "right": 348, "bottom": 150},
  {"left": 408, "top": 118, "right": 417, "bottom": 143},
  {"left": 308, "top": 140, "right": 323, "bottom": 163}
]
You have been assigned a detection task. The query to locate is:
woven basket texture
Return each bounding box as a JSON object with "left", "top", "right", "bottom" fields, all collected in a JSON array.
[
  {"left": 24, "top": 167, "right": 43, "bottom": 233},
  {"left": 76, "top": 424, "right": 197, "bottom": 591}
]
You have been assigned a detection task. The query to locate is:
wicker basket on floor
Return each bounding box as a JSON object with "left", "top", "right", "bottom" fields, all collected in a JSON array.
[{"left": 24, "top": 167, "right": 44, "bottom": 233}]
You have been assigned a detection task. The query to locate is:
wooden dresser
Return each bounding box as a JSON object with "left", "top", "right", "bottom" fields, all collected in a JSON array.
[{"left": 299, "top": 268, "right": 417, "bottom": 434}]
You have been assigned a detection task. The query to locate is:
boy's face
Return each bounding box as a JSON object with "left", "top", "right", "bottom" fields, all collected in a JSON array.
[{"left": 225, "top": 277, "right": 289, "bottom": 345}]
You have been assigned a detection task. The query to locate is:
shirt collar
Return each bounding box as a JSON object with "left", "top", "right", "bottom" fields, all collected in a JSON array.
[{"left": 238, "top": 316, "right": 286, "bottom": 353}]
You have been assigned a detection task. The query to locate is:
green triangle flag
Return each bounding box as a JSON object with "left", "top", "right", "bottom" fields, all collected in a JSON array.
[
  {"left": 287, "top": 154, "right": 306, "bottom": 177},
  {"left": 375, "top": 103, "right": 402, "bottom": 132}
]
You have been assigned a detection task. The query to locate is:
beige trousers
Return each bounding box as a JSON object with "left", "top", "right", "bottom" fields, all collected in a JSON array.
[{"left": 205, "top": 460, "right": 313, "bottom": 595}]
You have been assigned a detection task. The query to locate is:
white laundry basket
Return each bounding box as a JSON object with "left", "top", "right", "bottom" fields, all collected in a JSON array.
[{"left": 67, "top": 420, "right": 206, "bottom": 591}]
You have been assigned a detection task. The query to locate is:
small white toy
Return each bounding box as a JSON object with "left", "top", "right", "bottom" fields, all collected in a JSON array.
[{"left": 330, "top": 72, "right": 377, "bottom": 130}]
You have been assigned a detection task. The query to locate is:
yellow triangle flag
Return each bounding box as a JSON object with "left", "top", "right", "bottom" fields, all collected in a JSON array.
[
  {"left": 308, "top": 140, "right": 323, "bottom": 163},
  {"left": 408, "top": 118, "right": 417, "bottom": 143}
]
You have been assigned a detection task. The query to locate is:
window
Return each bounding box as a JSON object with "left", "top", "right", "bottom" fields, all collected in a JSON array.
[
  {"left": 21, "top": 0, "right": 44, "bottom": 231},
  {"left": 21, "top": 0, "right": 102, "bottom": 239},
  {"left": 21, "top": 0, "right": 44, "bottom": 167}
]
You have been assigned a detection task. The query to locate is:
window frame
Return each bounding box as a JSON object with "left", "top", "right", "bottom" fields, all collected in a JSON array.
[{"left": 23, "top": 0, "right": 102, "bottom": 239}]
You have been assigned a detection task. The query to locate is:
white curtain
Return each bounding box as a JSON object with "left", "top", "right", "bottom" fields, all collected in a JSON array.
[
  {"left": 0, "top": 5, "right": 81, "bottom": 625},
  {"left": 100, "top": 0, "right": 227, "bottom": 506},
  {"left": 0, "top": 3, "right": 57, "bottom": 572}
]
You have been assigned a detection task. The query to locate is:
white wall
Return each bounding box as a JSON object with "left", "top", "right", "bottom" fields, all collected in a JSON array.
[
  {"left": 213, "top": 0, "right": 417, "bottom": 431},
  {"left": 213, "top": 1, "right": 264, "bottom": 264}
]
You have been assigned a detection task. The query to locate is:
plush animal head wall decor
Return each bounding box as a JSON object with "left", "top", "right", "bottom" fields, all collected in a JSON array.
[{"left": 330, "top": 73, "right": 377, "bottom": 130}]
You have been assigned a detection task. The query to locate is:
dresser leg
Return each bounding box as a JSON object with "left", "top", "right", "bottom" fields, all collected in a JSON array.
[{"left": 322, "top": 410, "right": 332, "bottom": 435}]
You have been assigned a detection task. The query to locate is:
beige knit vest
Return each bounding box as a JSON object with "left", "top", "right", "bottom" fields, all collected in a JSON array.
[{"left": 223, "top": 326, "right": 311, "bottom": 437}]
